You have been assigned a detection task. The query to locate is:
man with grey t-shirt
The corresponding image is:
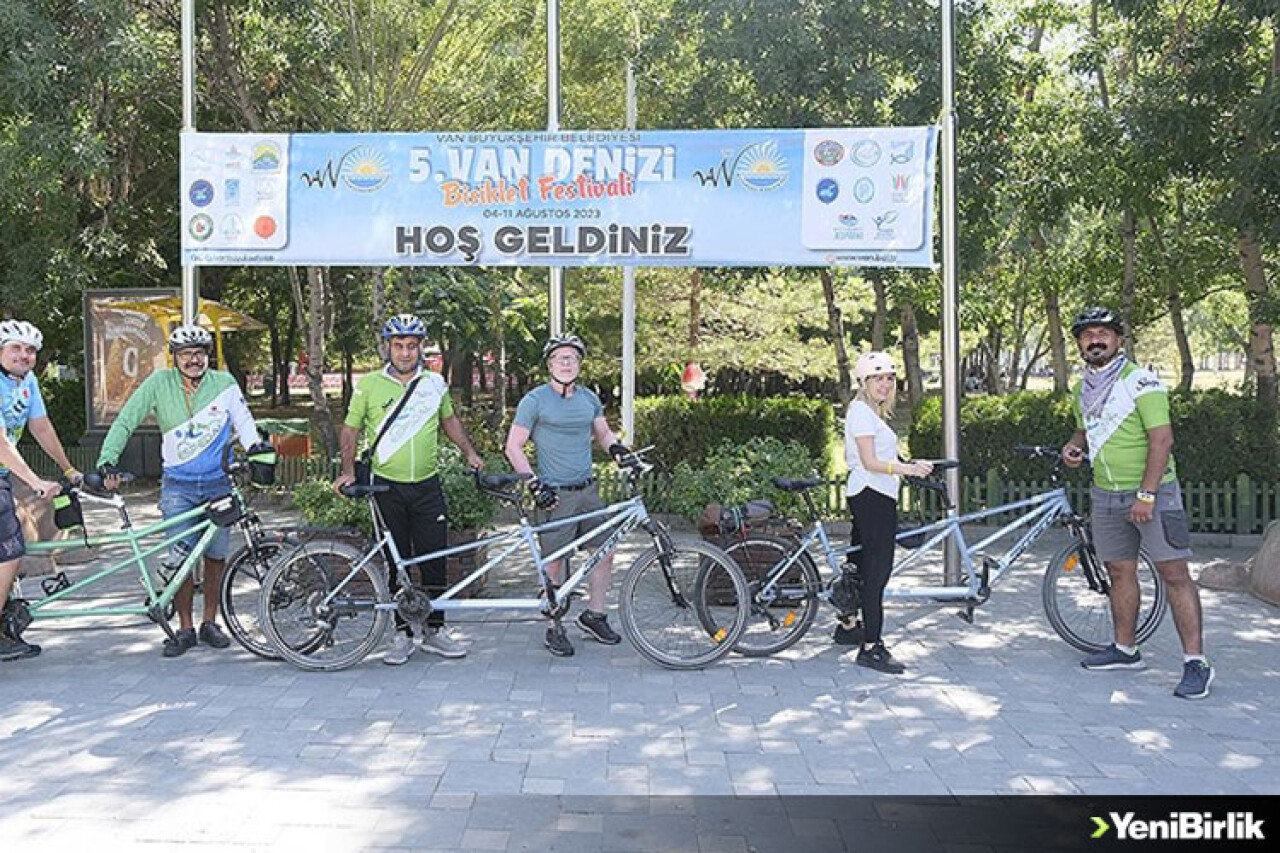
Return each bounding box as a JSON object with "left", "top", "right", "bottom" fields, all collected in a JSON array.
[{"left": 505, "top": 334, "right": 631, "bottom": 657}]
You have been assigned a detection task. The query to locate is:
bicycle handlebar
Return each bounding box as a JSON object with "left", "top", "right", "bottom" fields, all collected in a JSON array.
[
  {"left": 80, "top": 470, "right": 137, "bottom": 493},
  {"left": 1013, "top": 444, "right": 1061, "bottom": 459},
  {"left": 339, "top": 482, "right": 390, "bottom": 498}
]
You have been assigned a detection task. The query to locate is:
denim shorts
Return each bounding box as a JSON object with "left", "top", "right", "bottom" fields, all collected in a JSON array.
[
  {"left": 1090, "top": 480, "right": 1193, "bottom": 564},
  {"left": 0, "top": 476, "right": 26, "bottom": 563},
  {"left": 160, "top": 476, "right": 233, "bottom": 564}
]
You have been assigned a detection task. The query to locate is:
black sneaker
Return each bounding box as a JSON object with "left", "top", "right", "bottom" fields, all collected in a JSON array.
[
  {"left": 1173, "top": 659, "right": 1214, "bottom": 700},
  {"left": 545, "top": 624, "right": 575, "bottom": 657},
  {"left": 0, "top": 635, "right": 40, "bottom": 662},
  {"left": 163, "top": 627, "right": 198, "bottom": 658},
  {"left": 198, "top": 621, "right": 231, "bottom": 649},
  {"left": 856, "top": 643, "right": 906, "bottom": 675},
  {"left": 576, "top": 610, "right": 622, "bottom": 645}
]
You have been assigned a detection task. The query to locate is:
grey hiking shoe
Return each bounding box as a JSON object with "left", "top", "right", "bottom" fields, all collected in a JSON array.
[
  {"left": 418, "top": 627, "right": 467, "bottom": 659},
  {"left": 545, "top": 624, "right": 575, "bottom": 657},
  {"left": 1173, "top": 659, "right": 1214, "bottom": 700},
  {"left": 198, "top": 621, "right": 231, "bottom": 649},
  {"left": 1080, "top": 643, "right": 1145, "bottom": 671},
  {"left": 162, "top": 627, "right": 197, "bottom": 658},
  {"left": 382, "top": 634, "right": 415, "bottom": 666},
  {"left": 576, "top": 610, "right": 621, "bottom": 645},
  {"left": 0, "top": 635, "right": 40, "bottom": 662}
]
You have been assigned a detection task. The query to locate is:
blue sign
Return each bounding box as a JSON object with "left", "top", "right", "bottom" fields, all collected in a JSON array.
[{"left": 182, "top": 127, "right": 937, "bottom": 268}]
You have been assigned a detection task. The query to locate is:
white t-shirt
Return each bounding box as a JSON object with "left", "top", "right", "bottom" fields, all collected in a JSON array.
[{"left": 844, "top": 400, "right": 900, "bottom": 499}]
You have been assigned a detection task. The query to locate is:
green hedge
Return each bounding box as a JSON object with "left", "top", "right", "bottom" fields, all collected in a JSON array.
[
  {"left": 634, "top": 395, "right": 835, "bottom": 474},
  {"left": 661, "top": 436, "right": 820, "bottom": 520},
  {"left": 909, "top": 389, "right": 1280, "bottom": 482}
]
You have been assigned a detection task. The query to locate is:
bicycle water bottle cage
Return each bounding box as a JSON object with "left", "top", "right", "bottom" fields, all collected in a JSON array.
[
  {"left": 41, "top": 572, "right": 72, "bottom": 596},
  {"left": 206, "top": 494, "right": 244, "bottom": 528}
]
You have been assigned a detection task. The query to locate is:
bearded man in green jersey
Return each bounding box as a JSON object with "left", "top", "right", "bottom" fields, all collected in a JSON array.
[
  {"left": 332, "top": 314, "right": 483, "bottom": 666},
  {"left": 1061, "top": 307, "right": 1213, "bottom": 700}
]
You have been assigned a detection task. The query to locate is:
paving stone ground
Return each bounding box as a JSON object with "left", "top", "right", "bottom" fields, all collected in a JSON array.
[{"left": 2, "top": 488, "right": 1276, "bottom": 850}]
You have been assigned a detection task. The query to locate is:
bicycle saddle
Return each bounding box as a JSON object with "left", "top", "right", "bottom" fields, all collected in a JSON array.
[{"left": 771, "top": 477, "right": 823, "bottom": 492}]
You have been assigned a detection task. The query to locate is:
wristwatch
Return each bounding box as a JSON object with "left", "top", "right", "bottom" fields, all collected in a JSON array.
[{"left": 1135, "top": 490, "right": 1157, "bottom": 504}]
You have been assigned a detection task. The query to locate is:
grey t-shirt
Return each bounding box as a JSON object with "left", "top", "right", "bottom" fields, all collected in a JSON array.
[{"left": 512, "top": 384, "right": 603, "bottom": 486}]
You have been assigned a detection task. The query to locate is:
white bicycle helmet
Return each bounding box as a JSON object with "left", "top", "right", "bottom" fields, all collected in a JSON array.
[
  {"left": 542, "top": 333, "right": 587, "bottom": 361},
  {"left": 854, "top": 351, "right": 896, "bottom": 381},
  {"left": 168, "top": 323, "right": 213, "bottom": 354},
  {"left": 0, "top": 319, "right": 43, "bottom": 351}
]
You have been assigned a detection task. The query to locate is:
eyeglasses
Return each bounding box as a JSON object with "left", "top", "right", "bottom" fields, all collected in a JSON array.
[
  {"left": 550, "top": 354, "right": 581, "bottom": 365},
  {"left": 176, "top": 350, "right": 208, "bottom": 361}
]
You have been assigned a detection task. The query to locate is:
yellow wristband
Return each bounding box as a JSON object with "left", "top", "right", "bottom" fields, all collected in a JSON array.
[
  {"left": 886, "top": 462, "right": 894, "bottom": 475},
  {"left": 63, "top": 467, "right": 78, "bottom": 477}
]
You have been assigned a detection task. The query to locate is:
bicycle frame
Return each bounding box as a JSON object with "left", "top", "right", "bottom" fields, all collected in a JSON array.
[
  {"left": 321, "top": 493, "right": 659, "bottom": 617},
  {"left": 21, "top": 488, "right": 243, "bottom": 620},
  {"left": 760, "top": 487, "right": 1076, "bottom": 604}
]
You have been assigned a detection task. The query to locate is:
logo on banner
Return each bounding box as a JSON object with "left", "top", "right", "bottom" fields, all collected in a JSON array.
[
  {"left": 224, "top": 145, "right": 247, "bottom": 171},
  {"left": 838, "top": 214, "right": 859, "bottom": 227},
  {"left": 340, "top": 146, "right": 391, "bottom": 192},
  {"left": 252, "top": 142, "right": 282, "bottom": 172},
  {"left": 891, "top": 174, "right": 913, "bottom": 202},
  {"left": 188, "top": 214, "right": 214, "bottom": 242},
  {"left": 890, "top": 141, "right": 915, "bottom": 164},
  {"left": 189, "top": 180, "right": 214, "bottom": 207},
  {"left": 813, "top": 140, "right": 844, "bottom": 166},
  {"left": 256, "top": 178, "right": 281, "bottom": 200},
  {"left": 873, "top": 210, "right": 898, "bottom": 237},
  {"left": 220, "top": 215, "right": 244, "bottom": 240},
  {"left": 853, "top": 178, "right": 875, "bottom": 204},
  {"left": 734, "top": 141, "right": 789, "bottom": 191},
  {"left": 254, "top": 216, "right": 278, "bottom": 240},
  {"left": 849, "top": 140, "right": 882, "bottom": 168},
  {"left": 224, "top": 179, "right": 241, "bottom": 206},
  {"left": 816, "top": 179, "right": 839, "bottom": 204}
]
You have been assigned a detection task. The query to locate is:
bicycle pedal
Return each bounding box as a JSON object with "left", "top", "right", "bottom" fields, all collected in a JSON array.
[{"left": 956, "top": 604, "right": 976, "bottom": 624}]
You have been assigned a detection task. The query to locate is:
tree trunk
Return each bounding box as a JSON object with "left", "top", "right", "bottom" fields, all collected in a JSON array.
[
  {"left": 1044, "top": 288, "right": 1070, "bottom": 394},
  {"left": 488, "top": 277, "right": 507, "bottom": 430},
  {"left": 688, "top": 268, "right": 702, "bottom": 349},
  {"left": 293, "top": 266, "right": 338, "bottom": 458},
  {"left": 984, "top": 326, "right": 1002, "bottom": 394},
  {"left": 819, "top": 268, "right": 853, "bottom": 405},
  {"left": 1120, "top": 207, "right": 1138, "bottom": 359},
  {"left": 1146, "top": 215, "right": 1195, "bottom": 392},
  {"left": 372, "top": 267, "right": 390, "bottom": 360},
  {"left": 900, "top": 301, "right": 923, "bottom": 408},
  {"left": 871, "top": 273, "right": 888, "bottom": 350},
  {"left": 1240, "top": 227, "right": 1277, "bottom": 410}
]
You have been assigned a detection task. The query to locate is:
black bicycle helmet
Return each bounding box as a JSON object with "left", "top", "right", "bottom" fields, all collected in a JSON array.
[
  {"left": 542, "top": 333, "right": 586, "bottom": 361},
  {"left": 1070, "top": 307, "right": 1123, "bottom": 338}
]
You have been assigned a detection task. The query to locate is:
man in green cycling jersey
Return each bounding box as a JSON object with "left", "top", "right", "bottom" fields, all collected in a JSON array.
[
  {"left": 1061, "top": 307, "right": 1213, "bottom": 699},
  {"left": 333, "top": 314, "right": 483, "bottom": 665},
  {"left": 97, "top": 324, "right": 266, "bottom": 657}
]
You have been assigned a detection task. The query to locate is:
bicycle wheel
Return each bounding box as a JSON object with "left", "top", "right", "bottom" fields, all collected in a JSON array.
[
  {"left": 259, "top": 540, "right": 391, "bottom": 672},
  {"left": 619, "top": 536, "right": 749, "bottom": 670},
  {"left": 717, "top": 536, "right": 821, "bottom": 657},
  {"left": 220, "top": 541, "right": 286, "bottom": 659},
  {"left": 1042, "top": 539, "right": 1168, "bottom": 653}
]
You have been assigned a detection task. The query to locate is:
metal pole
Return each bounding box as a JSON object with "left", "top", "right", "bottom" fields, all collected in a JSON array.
[
  {"left": 180, "top": 0, "right": 199, "bottom": 325},
  {"left": 546, "top": 0, "right": 565, "bottom": 334},
  {"left": 941, "top": 0, "right": 962, "bottom": 583},
  {"left": 621, "top": 60, "right": 637, "bottom": 441}
]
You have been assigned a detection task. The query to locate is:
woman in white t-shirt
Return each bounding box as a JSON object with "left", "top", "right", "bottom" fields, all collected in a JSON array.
[{"left": 844, "top": 352, "right": 932, "bottom": 674}]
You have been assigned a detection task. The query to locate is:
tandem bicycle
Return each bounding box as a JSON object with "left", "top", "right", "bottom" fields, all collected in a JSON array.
[
  {"left": 9, "top": 447, "right": 333, "bottom": 659},
  {"left": 257, "top": 448, "right": 751, "bottom": 672},
  {"left": 707, "top": 445, "right": 1168, "bottom": 656}
]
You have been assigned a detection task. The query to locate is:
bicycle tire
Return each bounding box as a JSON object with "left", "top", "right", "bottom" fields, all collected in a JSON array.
[
  {"left": 1042, "top": 539, "right": 1168, "bottom": 653},
  {"left": 259, "top": 540, "right": 391, "bottom": 672},
  {"left": 220, "top": 540, "right": 286, "bottom": 659},
  {"left": 618, "top": 536, "right": 749, "bottom": 670},
  {"left": 716, "top": 536, "right": 821, "bottom": 657}
]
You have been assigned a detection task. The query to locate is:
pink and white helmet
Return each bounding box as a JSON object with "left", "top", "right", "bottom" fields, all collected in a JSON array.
[{"left": 854, "top": 351, "right": 896, "bottom": 381}]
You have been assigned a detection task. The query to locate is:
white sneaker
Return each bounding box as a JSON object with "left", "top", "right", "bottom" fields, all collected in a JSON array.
[
  {"left": 418, "top": 627, "right": 467, "bottom": 659},
  {"left": 383, "top": 635, "right": 415, "bottom": 666}
]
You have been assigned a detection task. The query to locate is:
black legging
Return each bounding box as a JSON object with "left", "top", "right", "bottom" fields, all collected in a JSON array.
[
  {"left": 847, "top": 489, "right": 897, "bottom": 645},
  {"left": 374, "top": 475, "right": 448, "bottom": 634}
]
